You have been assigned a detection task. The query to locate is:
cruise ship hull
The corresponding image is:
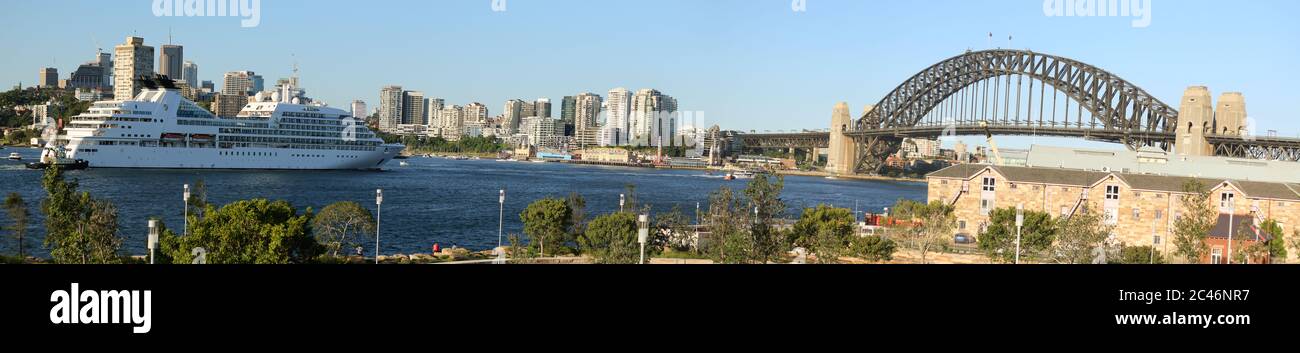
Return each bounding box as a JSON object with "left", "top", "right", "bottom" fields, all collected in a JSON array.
[{"left": 66, "top": 144, "right": 403, "bottom": 170}]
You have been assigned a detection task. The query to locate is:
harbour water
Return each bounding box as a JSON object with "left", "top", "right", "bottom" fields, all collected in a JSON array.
[{"left": 0, "top": 147, "right": 926, "bottom": 256}]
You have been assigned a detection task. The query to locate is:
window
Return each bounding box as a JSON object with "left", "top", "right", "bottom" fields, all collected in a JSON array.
[
  {"left": 1154, "top": 210, "right": 1164, "bottom": 220},
  {"left": 982, "top": 177, "right": 996, "bottom": 192},
  {"left": 1220, "top": 192, "right": 1235, "bottom": 209},
  {"left": 1211, "top": 248, "right": 1223, "bottom": 264},
  {"left": 1060, "top": 206, "right": 1070, "bottom": 218},
  {"left": 981, "top": 199, "right": 993, "bottom": 216},
  {"left": 1105, "top": 185, "right": 1121, "bottom": 200},
  {"left": 1010, "top": 183, "right": 1018, "bottom": 190},
  {"left": 1132, "top": 208, "right": 1141, "bottom": 220},
  {"left": 1153, "top": 235, "right": 1162, "bottom": 246},
  {"left": 958, "top": 220, "right": 967, "bottom": 230}
]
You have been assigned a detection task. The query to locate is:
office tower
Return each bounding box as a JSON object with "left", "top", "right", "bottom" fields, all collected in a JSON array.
[
  {"left": 402, "top": 91, "right": 426, "bottom": 125},
  {"left": 114, "top": 37, "right": 155, "bottom": 99},
  {"left": 159, "top": 44, "right": 183, "bottom": 79},
  {"left": 351, "top": 100, "right": 367, "bottom": 120},
  {"left": 379, "top": 85, "right": 404, "bottom": 132},
  {"left": 603, "top": 87, "right": 632, "bottom": 145},
  {"left": 201, "top": 80, "right": 215, "bottom": 92},
  {"left": 463, "top": 102, "right": 488, "bottom": 124},
  {"left": 38, "top": 68, "right": 59, "bottom": 88},
  {"left": 426, "top": 98, "right": 445, "bottom": 126},
  {"left": 182, "top": 61, "right": 198, "bottom": 87},
  {"left": 561, "top": 95, "right": 577, "bottom": 132},
  {"left": 97, "top": 52, "right": 112, "bottom": 86},
  {"left": 222, "top": 71, "right": 261, "bottom": 96},
  {"left": 535, "top": 98, "right": 552, "bottom": 118}
]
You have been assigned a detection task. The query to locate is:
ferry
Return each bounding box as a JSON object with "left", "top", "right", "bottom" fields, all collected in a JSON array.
[{"left": 54, "top": 75, "right": 403, "bottom": 170}]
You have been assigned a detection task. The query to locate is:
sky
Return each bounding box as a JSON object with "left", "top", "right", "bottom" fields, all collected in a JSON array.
[{"left": 2, "top": 0, "right": 1298, "bottom": 150}]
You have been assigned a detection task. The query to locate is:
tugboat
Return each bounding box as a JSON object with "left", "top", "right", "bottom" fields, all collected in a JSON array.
[{"left": 26, "top": 145, "right": 89, "bottom": 170}]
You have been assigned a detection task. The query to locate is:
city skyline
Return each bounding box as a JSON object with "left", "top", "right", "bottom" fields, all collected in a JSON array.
[{"left": 3, "top": 0, "right": 1300, "bottom": 149}]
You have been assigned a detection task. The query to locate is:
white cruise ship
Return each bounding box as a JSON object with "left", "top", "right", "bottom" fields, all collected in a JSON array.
[{"left": 53, "top": 76, "right": 403, "bottom": 170}]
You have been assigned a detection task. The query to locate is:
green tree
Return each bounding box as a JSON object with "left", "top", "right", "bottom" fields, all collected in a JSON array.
[
  {"left": 978, "top": 207, "right": 1055, "bottom": 264},
  {"left": 185, "top": 179, "right": 210, "bottom": 221},
  {"left": 889, "top": 199, "right": 956, "bottom": 264},
  {"left": 1110, "top": 245, "right": 1166, "bottom": 264},
  {"left": 312, "top": 201, "right": 376, "bottom": 257},
  {"left": 41, "top": 166, "right": 124, "bottom": 264},
  {"left": 1051, "top": 204, "right": 1113, "bottom": 264},
  {"left": 566, "top": 192, "right": 588, "bottom": 240},
  {"left": 1259, "top": 219, "right": 1287, "bottom": 261},
  {"left": 744, "top": 174, "right": 786, "bottom": 263},
  {"left": 1172, "top": 181, "right": 1214, "bottom": 263},
  {"left": 579, "top": 213, "right": 641, "bottom": 264},
  {"left": 520, "top": 197, "right": 572, "bottom": 257},
  {"left": 166, "top": 199, "right": 321, "bottom": 264},
  {"left": 790, "top": 205, "right": 855, "bottom": 263},
  {"left": 4, "top": 193, "right": 30, "bottom": 258},
  {"left": 705, "top": 186, "right": 750, "bottom": 264},
  {"left": 850, "top": 235, "right": 897, "bottom": 262}
]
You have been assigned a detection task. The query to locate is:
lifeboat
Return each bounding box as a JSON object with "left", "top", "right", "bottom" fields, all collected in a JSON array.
[
  {"left": 189, "top": 134, "right": 215, "bottom": 141},
  {"left": 161, "top": 133, "right": 185, "bottom": 141}
]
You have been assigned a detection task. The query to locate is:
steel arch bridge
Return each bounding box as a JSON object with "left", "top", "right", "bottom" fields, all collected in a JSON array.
[{"left": 847, "top": 49, "right": 1182, "bottom": 173}]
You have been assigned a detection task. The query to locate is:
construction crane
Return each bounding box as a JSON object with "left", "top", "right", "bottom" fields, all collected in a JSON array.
[{"left": 980, "top": 121, "right": 1005, "bottom": 166}]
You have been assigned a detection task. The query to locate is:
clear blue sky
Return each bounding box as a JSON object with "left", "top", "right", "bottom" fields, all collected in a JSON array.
[{"left": 3, "top": 0, "right": 1298, "bottom": 149}]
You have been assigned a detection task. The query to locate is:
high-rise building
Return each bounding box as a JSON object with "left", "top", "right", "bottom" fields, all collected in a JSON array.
[
  {"left": 573, "top": 93, "right": 603, "bottom": 147},
  {"left": 379, "top": 85, "right": 404, "bottom": 132},
  {"left": 222, "top": 71, "right": 261, "bottom": 96},
  {"left": 630, "top": 89, "right": 677, "bottom": 146},
  {"left": 561, "top": 96, "right": 577, "bottom": 132},
  {"left": 522, "top": 116, "right": 564, "bottom": 147},
  {"left": 114, "top": 37, "right": 155, "bottom": 99},
  {"left": 213, "top": 94, "right": 250, "bottom": 117},
  {"left": 425, "top": 98, "right": 445, "bottom": 126},
  {"left": 463, "top": 102, "right": 488, "bottom": 124},
  {"left": 96, "top": 52, "right": 112, "bottom": 86},
  {"left": 38, "top": 68, "right": 59, "bottom": 88},
  {"left": 351, "top": 100, "right": 367, "bottom": 120},
  {"left": 602, "top": 87, "right": 632, "bottom": 146},
  {"left": 534, "top": 98, "right": 552, "bottom": 118},
  {"left": 201, "top": 80, "right": 215, "bottom": 92},
  {"left": 182, "top": 61, "right": 198, "bottom": 88},
  {"left": 439, "top": 105, "right": 464, "bottom": 140},
  {"left": 159, "top": 45, "right": 183, "bottom": 79},
  {"left": 503, "top": 99, "right": 526, "bottom": 134},
  {"left": 402, "top": 91, "right": 426, "bottom": 125}
]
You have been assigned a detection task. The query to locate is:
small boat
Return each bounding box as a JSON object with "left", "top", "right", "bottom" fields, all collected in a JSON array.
[
  {"left": 7, "top": 152, "right": 21, "bottom": 161},
  {"left": 27, "top": 159, "right": 90, "bottom": 170},
  {"left": 399, "top": 161, "right": 410, "bottom": 167}
]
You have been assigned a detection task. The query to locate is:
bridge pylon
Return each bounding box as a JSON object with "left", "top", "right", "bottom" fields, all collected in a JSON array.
[
  {"left": 1176, "top": 86, "right": 1214, "bottom": 157},
  {"left": 827, "top": 102, "right": 858, "bottom": 175}
]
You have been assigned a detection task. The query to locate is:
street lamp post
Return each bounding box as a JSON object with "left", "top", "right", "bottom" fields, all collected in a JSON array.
[
  {"left": 183, "top": 184, "right": 190, "bottom": 236},
  {"left": 147, "top": 220, "right": 159, "bottom": 264},
  {"left": 638, "top": 214, "right": 649, "bottom": 265},
  {"left": 498, "top": 189, "right": 505, "bottom": 249},
  {"left": 375, "top": 189, "right": 383, "bottom": 265},
  {"left": 620, "top": 194, "right": 625, "bottom": 213},
  {"left": 1015, "top": 204, "right": 1024, "bottom": 265}
]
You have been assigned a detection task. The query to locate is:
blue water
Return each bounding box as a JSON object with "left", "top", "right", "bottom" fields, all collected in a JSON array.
[{"left": 0, "top": 147, "right": 925, "bottom": 256}]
